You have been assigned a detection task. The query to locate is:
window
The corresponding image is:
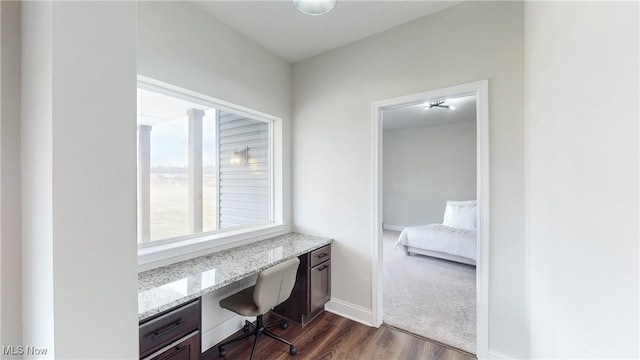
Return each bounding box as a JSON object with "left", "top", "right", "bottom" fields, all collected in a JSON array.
[{"left": 137, "top": 79, "right": 281, "bottom": 254}]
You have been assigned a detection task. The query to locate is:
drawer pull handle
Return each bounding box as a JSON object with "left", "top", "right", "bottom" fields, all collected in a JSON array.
[
  {"left": 151, "top": 320, "right": 186, "bottom": 341},
  {"left": 316, "top": 253, "right": 329, "bottom": 259},
  {"left": 317, "top": 265, "right": 329, "bottom": 271},
  {"left": 160, "top": 345, "right": 187, "bottom": 360}
]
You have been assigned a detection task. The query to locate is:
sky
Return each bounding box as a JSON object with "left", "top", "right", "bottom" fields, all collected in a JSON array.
[{"left": 149, "top": 111, "right": 217, "bottom": 169}]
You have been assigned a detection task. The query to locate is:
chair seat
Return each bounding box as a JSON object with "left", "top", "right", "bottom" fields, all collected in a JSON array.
[
  {"left": 219, "top": 286, "right": 261, "bottom": 316},
  {"left": 217, "top": 258, "right": 300, "bottom": 360}
]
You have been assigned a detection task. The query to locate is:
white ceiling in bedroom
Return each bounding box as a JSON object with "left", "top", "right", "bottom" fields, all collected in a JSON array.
[
  {"left": 382, "top": 94, "right": 476, "bottom": 131},
  {"left": 192, "top": 1, "right": 463, "bottom": 63}
]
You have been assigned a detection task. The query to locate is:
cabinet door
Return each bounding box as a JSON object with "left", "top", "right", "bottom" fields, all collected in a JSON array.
[
  {"left": 309, "top": 260, "right": 331, "bottom": 312},
  {"left": 146, "top": 331, "right": 199, "bottom": 360}
]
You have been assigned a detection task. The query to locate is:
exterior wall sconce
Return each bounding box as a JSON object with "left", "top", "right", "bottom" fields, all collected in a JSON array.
[
  {"left": 293, "top": 0, "right": 336, "bottom": 16},
  {"left": 231, "top": 146, "right": 249, "bottom": 165}
]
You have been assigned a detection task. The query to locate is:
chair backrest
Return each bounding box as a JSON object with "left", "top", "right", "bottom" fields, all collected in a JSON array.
[{"left": 253, "top": 257, "right": 300, "bottom": 314}]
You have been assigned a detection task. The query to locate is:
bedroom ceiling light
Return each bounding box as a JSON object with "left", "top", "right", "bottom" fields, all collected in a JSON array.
[
  {"left": 424, "top": 100, "right": 455, "bottom": 110},
  {"left": 293, "top": 0, "right": 337, "bottom": 16}
]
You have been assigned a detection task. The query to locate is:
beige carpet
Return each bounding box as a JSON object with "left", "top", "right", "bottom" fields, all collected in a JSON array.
[{"left": 383, "top": 230, "right": 476, "bottom": 354}]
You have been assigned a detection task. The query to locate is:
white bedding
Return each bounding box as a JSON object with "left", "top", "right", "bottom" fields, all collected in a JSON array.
[{"left": 394, "top": 224, "right": 476, "bottom": 261}]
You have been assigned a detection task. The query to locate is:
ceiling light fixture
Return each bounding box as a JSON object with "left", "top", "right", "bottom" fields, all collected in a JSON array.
[
  {"left": 293, "top": 0, "right": 337, "bottom": 16},
  {"left": 424, "top": 100, "right": 455, "bottom": 110}
]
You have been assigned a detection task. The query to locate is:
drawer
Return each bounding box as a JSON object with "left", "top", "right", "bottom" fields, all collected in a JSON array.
[
  {"left": 310, "top": 245, "right": 331, "bottom": 268},
  {"left": 143, "top": 330, "right": 200, "bottom": 360},
  {"left": 140, "top": 300, "right": 200, "bottom": 358}
]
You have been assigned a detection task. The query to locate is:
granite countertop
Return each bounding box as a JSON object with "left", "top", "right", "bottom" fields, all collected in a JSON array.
[{"left": 138, "top": 232, "right": 332, "bottom": 321}]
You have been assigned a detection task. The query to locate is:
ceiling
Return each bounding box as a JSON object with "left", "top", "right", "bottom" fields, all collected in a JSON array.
[
  {"left": 192, "top": 1, "right": 463, "bottom": 63},
  {"left": 383, "top": 95, "right": 476, "bottom": 131}
]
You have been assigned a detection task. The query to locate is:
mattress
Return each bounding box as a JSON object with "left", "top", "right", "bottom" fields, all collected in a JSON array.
[{"left": 394, "top": 224, "right": 476, "bottom": 261}]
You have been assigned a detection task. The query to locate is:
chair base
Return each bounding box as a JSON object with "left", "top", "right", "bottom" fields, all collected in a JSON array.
[{"left": 218, "top": 314, "right": 296, "bottom": 360}]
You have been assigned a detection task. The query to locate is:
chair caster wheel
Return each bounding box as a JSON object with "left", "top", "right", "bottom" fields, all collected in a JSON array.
[
  {"left": 290, "top": 346, "right": 297, "bottom": 355},
  {"left": 281, "top": 322, "right": 288, "bottom": 330},
  {"left": 218, "top": 347, "right": 226, "bottom": 357}
]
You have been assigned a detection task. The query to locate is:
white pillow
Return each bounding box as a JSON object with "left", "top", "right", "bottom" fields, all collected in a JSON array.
[{"left": 442, "top": 200, "right": 477, "bottom": 231}]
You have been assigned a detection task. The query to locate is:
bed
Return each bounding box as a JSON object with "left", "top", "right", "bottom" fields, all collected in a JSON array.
[{"left": 393, "top": 200, "right": 477, "bottom": 266}]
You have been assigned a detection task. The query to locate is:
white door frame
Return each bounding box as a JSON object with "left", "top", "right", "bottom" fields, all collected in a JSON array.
[{"left": 370, "top": 80, "right": 489, "bottom": 358}]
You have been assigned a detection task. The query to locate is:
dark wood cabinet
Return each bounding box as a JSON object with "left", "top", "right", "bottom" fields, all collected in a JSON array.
[
  {"left": 146, "top": 331, "right": 199, "bottom": 360},
  {"left": 273, "top": 244, "right": 331, "bottom": 326},
  {"left": 309, "top": 259, "right": 331, "bottom": 312},
  {"left": 139, "top": 299, "right": 201, "bottom": 360}
]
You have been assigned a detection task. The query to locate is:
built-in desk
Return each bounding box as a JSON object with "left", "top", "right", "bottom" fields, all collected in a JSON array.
[{"left": 138, "top": 233, "right": 332, "bottom": 359}]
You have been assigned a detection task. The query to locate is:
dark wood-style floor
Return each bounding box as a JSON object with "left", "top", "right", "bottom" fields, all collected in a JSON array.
[{"left": 202, "top": 312, "right": 476, "bottom": 360}]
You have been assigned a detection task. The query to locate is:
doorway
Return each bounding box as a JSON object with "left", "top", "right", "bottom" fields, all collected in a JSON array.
[{"left": 370, "top": 80, "right": 490, "bottom": 358}]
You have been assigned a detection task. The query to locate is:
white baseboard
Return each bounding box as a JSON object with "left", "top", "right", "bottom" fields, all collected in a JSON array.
[
  {"left": 201, "top": 314, "right": 254, "bottom": 353},
  {"left": 382, "top": 224, "right": 405, "bottom": 232},
  {"left": 324, "top": 298, "right": 374, "bottom": 327},
  {"left": 484, "top": 350, "right": 509, "bottom": 360}
]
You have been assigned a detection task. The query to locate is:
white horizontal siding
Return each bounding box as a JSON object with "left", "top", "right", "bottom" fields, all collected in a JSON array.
[
  {"left": 218, "top": 111, "right": 270, "bottom": 229},
  {"left": 219, "top": 193, "right": 269, "bottom": 202},
  {"left": 220, "top": 200, "right": 270, "bottom": 211}
]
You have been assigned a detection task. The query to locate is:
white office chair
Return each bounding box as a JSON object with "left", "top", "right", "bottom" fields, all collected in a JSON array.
[{"left": 218, "top": 257, "right": 300, "bottom": 360}]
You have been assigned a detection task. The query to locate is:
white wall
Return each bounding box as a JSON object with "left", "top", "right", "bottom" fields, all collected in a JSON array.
[
  {"left": 22, "top": 2, "right": 139, "bottom": 358},
  {"left": 137, "top": 1, "right": 291, "bottom": 149},
  {"left": 291, "top": 1, "right": 527, "bottom": 357},
  {"left": 137, "top": 1, "right": 292, "bottom": 351},
  {"left": 0, "top": 0, "right": 22, "bottom": 353},
  {"left": 21, "top": 2, "right": 55, "bottom": 356},
  {"left": 525, "top": 1, "right": 639, "bottom": 358},
  {"left": 383, "top": 121, "right": 476, "bottom": 228}
]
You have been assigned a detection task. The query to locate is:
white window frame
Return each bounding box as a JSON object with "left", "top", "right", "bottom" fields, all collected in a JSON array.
[{"left": 136, "top": 76, "right": 285, "bottom": 270}]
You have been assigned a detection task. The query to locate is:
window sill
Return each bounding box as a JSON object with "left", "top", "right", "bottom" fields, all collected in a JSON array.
[{"left": 137, "top": 223, "right": 288, "bottom": 272}]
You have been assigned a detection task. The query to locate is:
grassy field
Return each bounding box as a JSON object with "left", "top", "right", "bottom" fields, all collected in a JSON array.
[{"left": 149, "top": 173, "right": 217, "bottom": 241}]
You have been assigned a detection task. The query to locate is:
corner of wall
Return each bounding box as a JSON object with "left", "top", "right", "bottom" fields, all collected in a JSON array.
[
  {"left": 0, "top": 0, "right": 23, "bottom": 352},
  {"left": 324, "top": 298, "right": 374, "bottom": 327}
]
